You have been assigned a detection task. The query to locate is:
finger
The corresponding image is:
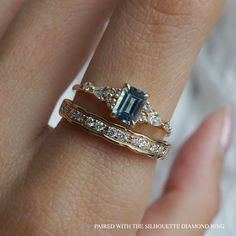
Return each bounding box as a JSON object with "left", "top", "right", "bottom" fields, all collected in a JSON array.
[
  {"left": 0, "top": 0, "right": 25, "bottom": 38},
  {"left": 138, "top": 106, "right": 233, "bottom": 236},
  {"left": 39, "top": 0, "right": 225, "bottom": 233},
  {"left": 76, "top": 0, "right": 225, "bottom": 122},
  {"left": 4, "top": 0, "right": 225, "bottom": 235},
  {"left": 0, "top": 0, "right": 117, "bottom": 184}
]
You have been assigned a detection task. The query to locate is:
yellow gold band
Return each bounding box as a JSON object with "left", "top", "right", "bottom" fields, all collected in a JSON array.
[{"left": 59, "top": 99, "right": 171, "bottom": 159}]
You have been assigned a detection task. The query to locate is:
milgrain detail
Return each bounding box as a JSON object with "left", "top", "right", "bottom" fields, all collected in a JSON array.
[{"left": 59, "top": 99, "right": 171, "bottom": 159}]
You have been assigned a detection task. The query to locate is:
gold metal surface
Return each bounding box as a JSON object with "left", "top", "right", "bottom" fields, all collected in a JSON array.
[{"left": 59, "top": 99, "right": 171, "bottom": 159}]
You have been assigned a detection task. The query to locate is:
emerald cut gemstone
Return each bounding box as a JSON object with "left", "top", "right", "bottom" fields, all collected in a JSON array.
[{"left": 112, "top": 84, "right": 147, "bottom": 125}]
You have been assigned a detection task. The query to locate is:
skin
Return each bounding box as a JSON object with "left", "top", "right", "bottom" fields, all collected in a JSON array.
[{"left": 0, "top": 0, "right": 229, "bottom": 235}]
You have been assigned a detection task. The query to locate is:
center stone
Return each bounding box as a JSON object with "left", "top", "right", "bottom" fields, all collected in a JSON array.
[{"left": 112, "top": 84, "right": 147, "bottom": 125}]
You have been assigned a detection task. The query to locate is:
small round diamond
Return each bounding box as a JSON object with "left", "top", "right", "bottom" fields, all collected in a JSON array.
[
  {"left": 139, "top": 139, "right": 149, "bottom": 150},
  {"left": 61, "top": 104, "right": 70, "bottom": 113},
  {"left": 109, "top": 88, "right": 115, "bottom": 97},
  {"left": 86, "top": 117, "right": 95, "bottom": 128},
  {"left": 131, "top": 136, "right": 140, "bottom": 146},
  {"left": 94, "top": 87, "right": 108, "bottom": 100},
  {"left": 116, "top": 131, "right": 128, "bottom": 142},
  {"left": 106, "top": 97, "right": 116, "bottom": 108},
  {"left": 159, "top": 146, "right": 168, "bottom": 156},
  {"left": 94, "top": 121, "right": 106, "bottom": 132},
  {"left": 148, "top": 112, "right": 161, "bottom": 126},
  {"left": 163, "top": 122, "right": 172, "bottom": 133},
  {"left": 150, "top": 143, "right": 159, "bottom": 153},
  {"left": 82, "top": 82, "right": 93, "bottom": 92},
  {"left": 75, "top": 111, "right": 84, "bottom": 123},
  {"left": 138, "top": 113, "right": 148, "bottom": 123},
  {"left": 69, "top": 109, "right": 76, "bottom": 118},
  {"left": 114, "top": 88, "right": 121, "bottom": 98},
  {"left": 143, "top": 102, "right": 152, "bottom": 112},
  {"left": 107, "top": 127, "right": 118, "bottom": 138}
]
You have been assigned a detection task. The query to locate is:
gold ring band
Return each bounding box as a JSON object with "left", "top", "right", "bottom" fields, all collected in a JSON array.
[
  {"left": 59, "top": 99, "right": 171, "bottom": 159},
  {"left": 73, "top": 82, "right": 172, "bottom": 135}
]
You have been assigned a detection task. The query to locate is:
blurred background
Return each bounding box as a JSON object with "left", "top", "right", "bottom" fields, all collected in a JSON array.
[{"left": 49, "top": 0, "right": 236, "bottom": 235}]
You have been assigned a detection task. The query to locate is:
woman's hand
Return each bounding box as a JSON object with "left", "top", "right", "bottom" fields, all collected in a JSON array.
[{"left": 0, "top": 0, "right": 230, "bottom": 236}]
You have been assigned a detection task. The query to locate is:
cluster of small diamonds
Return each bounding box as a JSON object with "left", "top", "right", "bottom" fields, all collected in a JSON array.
[
  {"left": 60, "top": 101, "right": 169, "bottom": 159},
  {"left": 82, "top": 82, "right": 121, "bottom": 109},
  {"left": 138, "top": 102, "right": 171, "bottom": 133}
]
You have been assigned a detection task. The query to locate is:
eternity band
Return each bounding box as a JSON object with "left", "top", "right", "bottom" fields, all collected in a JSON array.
[
  {"left": 73, "top": 82, "right": 172, "bottom": 135},
  {"left": 59, "top": 99, "right": 171, "bottom": 159}
]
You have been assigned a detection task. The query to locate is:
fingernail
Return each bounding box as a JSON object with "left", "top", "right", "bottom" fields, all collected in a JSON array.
[{"left": 220, "top": 105, "right": 234, "bottom": 153}]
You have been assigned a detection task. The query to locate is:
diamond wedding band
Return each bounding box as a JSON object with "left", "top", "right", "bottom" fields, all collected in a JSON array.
[{"left": 59, "top": 99, "right": 171, "bottom": 159}]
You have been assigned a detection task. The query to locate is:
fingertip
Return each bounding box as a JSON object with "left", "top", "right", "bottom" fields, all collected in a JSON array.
[
  {"left": 139, "top": 107, "right": 232, "bottom": 232},
  {"left": 165, "top": 106, "right": 232, "bottom": 194}
]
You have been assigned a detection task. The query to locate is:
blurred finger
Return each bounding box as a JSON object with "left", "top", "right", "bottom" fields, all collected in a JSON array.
[{"left": 139, "top": 106, "right": 233, "bottom": 236}]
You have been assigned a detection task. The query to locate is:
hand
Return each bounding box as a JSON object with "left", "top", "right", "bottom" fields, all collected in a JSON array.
[{"left": 0, "top": 0, "right": 230, "bottom": 236}]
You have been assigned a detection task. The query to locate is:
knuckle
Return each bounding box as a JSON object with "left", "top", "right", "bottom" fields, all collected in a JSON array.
[
  {"left": 131, "top": 0, "right": 206, "bottom": 18},
  {"left": 120, "top": 0, "right": 209, "bottom": 45}
]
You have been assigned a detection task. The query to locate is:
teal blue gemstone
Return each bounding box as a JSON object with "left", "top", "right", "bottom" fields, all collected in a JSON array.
[{"left": 112, "top": 84, "right": 147, "bottom": 125}]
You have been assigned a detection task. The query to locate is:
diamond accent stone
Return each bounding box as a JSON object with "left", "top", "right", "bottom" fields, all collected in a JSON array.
[
  {"left": 138, "top": 112, "right": 148, "bottom": 123},
  {"left": 139, "top": 139, "right": 149, "bottom": 150},
  {"left": 94, "top": 121, "right": 106, "bottom": 132},
  {"left": 61, "top": 104, "right": 70, "bottom": 113},
  {"left": 163, "top": 122, "right": 172, "bottom": 133},
  {"left": 116, "top": 131, "right": 128, "bottom": 142},
  {"left": 159, "top": 146, "right": 168, "bottom": 156},
  {"left": 143, "top": 102, "right": 152, "bottom": 113},
  {"left": 69, "top": 109, "right": 76, "bottom": 119},
  {"left": 114, "top": 88, "right": 122, "bottom": 98},
  {"left": 76, "top": 82, "right": 172, "bottom": 134},
  {"left": 131, "top": 136, "right": 140, "bottom": 146},
  {"left": 107, "top": 127, "right": 118, "bottom": 138},
  {"left": 86, "top": 117, "right": 95, "bottom": 127},
  {"left": 74, "top": 111, "right": 84, "bottom": 123},
  {"left": 94, "top": 87, "right": 108, "bottom": 100},
  {"left": 82, "top": 82, "right": 93, "bottom": 92},
  {"left": 150, "top": 143, "right": 159, "bottom": 153},
  {"left": 106, "top": 97, "right": 116, "bottom": 108},
  {"left": 148, "top": 112, "right": 161, "bottom": 126}
]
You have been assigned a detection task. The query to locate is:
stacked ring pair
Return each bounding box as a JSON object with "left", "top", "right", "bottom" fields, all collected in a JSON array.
[{"left": 59, "top": 82, "right": 172, "bottom": 159}]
